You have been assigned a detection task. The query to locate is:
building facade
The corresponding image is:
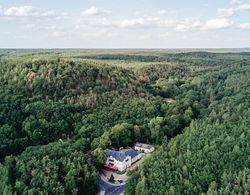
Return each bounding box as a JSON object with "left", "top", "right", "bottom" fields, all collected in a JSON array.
[
  {"left": 105, "top": 149, "right": 142, "bottom": 172},
  {"left": 134, "top": 142, "right": 154, "bottom": 153}
]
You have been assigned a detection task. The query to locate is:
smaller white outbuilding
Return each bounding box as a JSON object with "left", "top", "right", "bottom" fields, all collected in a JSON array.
[{"left": 134, "top": 142, "right": 154, "bottom": 153}]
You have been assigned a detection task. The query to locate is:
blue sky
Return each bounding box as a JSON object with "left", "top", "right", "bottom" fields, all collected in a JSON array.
[{"left": 0, "top": 0, "right": 250, "bottom": 48}]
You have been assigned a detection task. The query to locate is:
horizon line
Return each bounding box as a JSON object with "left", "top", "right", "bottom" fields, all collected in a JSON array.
[{"left": 0, "top": 47, "right": 250, "bottom": 50}]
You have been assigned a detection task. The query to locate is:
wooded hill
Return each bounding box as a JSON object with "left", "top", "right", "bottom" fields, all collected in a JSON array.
[{"left": 0, "top": 50, "right": 249, "bottom": 194}]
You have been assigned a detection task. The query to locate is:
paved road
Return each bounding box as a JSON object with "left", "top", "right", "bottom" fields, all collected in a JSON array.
[{"left": 99, "top": 177, "right": 125, "bottom": 195}]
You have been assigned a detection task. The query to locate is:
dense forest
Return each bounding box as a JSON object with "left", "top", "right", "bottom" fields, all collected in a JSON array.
[{"left": 0, "top": 49, "right": 249, "bottom": 194}]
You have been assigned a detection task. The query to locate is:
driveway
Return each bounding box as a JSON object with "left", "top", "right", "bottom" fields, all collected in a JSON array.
[
  {"left": 99, "top": 176, "right": 125, "bottom": 195},
  {"left": 102, "top": 170, "right": 128, "bottom": 182}
]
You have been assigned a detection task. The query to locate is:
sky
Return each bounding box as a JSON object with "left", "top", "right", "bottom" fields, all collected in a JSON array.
[{"left": 0, "top": 0, "right": 250, "bottom": 48}]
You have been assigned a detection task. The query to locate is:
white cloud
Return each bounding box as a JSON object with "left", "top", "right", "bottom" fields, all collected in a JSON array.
[
  {"left": 203, "top": 18, "right": 233, "bottom": 30},
  {"left": 95, "top": 17, "right": 112, "bottom": 26},
  {"left": 218, "top": 3, "right": 250, "bottom": 16},
  {"left": 3, "top": 6, "right": 55, "bottom": 17},
  {"left": 116, "top": 18, "right": 146, "bottom": 28},
  {"left": 76, "top": 17, "right": 113, "bottom": 28},
  {"left": 82, "top": 6, "right": 98, "bottom": 15},
  {"left": 77, "top": 16, "right": 175, "bottom": 29},
  {"left": 77, "top": 15, "right": 200, "bottom": 31},
  {"left": 217, "top": 8, "right": 235, "bottom": 16},
  {"left": 239, "top": 23, "right": 250, "bottom": 29},
  {"left": 175, "top": 18, "right": 202, "bottom": 32},
  {"left": 154, "top": 18, "right": 177, "bottom": 28},
  {"left": 230, "top": 0, "right": 242, "bottom": 4},
  {"left": 82, "top": 6, "right": 110, "bottom": 16},
  {"left": 237, "top": 3, "right": 250, "bottom": 10},
  {"left": 115, "top": 17, "right": 177, "bottom": 29},
  {"left": 217, "top": 0, "right": 250, "bottom": 17}
]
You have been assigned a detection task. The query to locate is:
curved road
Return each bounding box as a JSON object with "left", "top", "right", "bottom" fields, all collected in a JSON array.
[{"left": 99, "top": 177, "right": 125, "bottom": 195}]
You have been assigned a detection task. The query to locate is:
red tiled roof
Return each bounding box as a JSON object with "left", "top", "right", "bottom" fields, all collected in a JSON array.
[{"left": 104, "top": 164, "right": 118, "bottom": 171}]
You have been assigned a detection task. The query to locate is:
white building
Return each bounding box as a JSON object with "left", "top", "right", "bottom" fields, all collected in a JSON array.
[
  {"left": 105, "top": 149, "right": 142, "bottom": 172},
  {"left": 134, "top": 142, "right": 154, "bottom": 153}
]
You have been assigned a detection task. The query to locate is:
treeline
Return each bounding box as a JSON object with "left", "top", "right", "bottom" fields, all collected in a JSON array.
[
  {"left": 0, "top": 139, "right": 98, "bottom": 194},
  {"left": 126, "top": 55, "right": 250, "bottom": 194},
  {"left": 80, "top": 51, "right": 250, "bottom": 67},
  {"left": 126, "top": 120, "right": 250, "bottom": 194}
]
